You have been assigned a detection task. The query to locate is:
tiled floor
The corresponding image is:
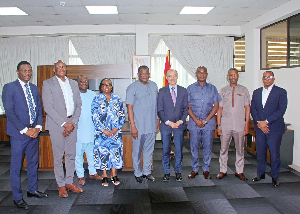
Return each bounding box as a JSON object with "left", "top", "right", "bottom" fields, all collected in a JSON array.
[{"left": 0, "top": 139, "right": 299, "bottom": 214}]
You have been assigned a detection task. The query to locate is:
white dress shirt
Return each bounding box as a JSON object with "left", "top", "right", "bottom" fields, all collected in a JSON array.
[
  {"left": 56, "top": 76, "right": 74, "bottom": 117},
  {"left": 18, "top": 79, "right": 42, "bottom": 134},
  {"left": 262, "top": 83, "right": 274, "bottom": 108}
]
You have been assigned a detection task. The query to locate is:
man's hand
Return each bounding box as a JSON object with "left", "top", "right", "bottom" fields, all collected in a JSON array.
[
  {"left": 29, "top": 128, "right": 40, "bottom": 138},
  {"left": 157, "top": 120, "right": 160, "bottom": 132},
  {"left": 103, "top": 129, "right": 113, "bottom": 137},
  {"left": 244, "top": 124, "right": 249, "bottom": 136},
  {"left": 62, "top": 122, "right": 75, "bottom": 137},
  {"left": 257, "top": 121, "right": 269, "bottom": 134},
  {"left": 168, "top": 121, "right": 179, "bottom": 129},
  {"left": 25, "top": 128, "right": 35, "bottom": 137},
  {"left": 196, "top": 119, "right": 205, "bottom": 128},
  {"left": 131, "top": 125, "right": 139, "bottom": 140},
  {"left": 217, "top": 127, "right": 222, "bottom": 136}
]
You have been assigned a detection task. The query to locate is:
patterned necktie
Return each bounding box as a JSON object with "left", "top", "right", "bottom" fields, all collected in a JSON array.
[
  {"left": 24, "top": 84, "right": 36, "bottom": 122},
  {"left": 171, "top": 87, "right": 176, "bottom": 106}
]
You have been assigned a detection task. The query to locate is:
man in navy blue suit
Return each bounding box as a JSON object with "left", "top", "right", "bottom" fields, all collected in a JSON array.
[
  {"left": 251, "top": 71, "right": 287, "bottom": 187},
  {"left": 158, "top": 69, "right": 188, "bottom": 181},
  {"left": 2, "top": 61, "right": 48, "bottom": 210}
]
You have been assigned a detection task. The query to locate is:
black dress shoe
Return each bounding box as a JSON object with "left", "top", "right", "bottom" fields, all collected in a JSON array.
[
  {"left": 27, "top": 191, "right": 49, "bottom": 198},
  {"left": 175, "top": 173, "right": 182, "bottom": 182},
  {"left": 272, "top": 177, "right": 279, "bottom": 187},
  {"left": 252, "top": 174, "right": 265, "bottom": 181},
  {"left": 143, "top": 174, "right": 155, "bottom": 182},
  {"left": 14, "top": 198, "right": 29, "bottom": 210},
  {"left": 135, "top": 176, "right": 143, "bottom": 183},
  {"left": 163, "top": 174, "right": 170, "bottom": 182}
]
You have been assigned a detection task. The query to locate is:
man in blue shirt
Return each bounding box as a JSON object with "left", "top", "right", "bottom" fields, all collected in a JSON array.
[
  {"left": 75, "top": 75, "right": 102, "bottom": 186},
  {"left": 187, "top": 66, "right": 221, "bottom": 179}
]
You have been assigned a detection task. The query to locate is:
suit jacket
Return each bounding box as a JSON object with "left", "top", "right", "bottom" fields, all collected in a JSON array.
[
  {"left": 2, "top": 80, "right": 43, "bottom": 139},
  {"left": 250, "top": 85, "right": 287, "bottom": 135},
  {"left": 42, "top": 76, "right": 82, "bottom": 132},
  {"left": 157, "top": 85, "right": 188, "bottom": 131}
]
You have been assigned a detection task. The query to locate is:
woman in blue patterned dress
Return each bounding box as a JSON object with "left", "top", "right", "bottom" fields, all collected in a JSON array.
[{"left": 91, "top": 78, "right": 125, "bottom": 186}]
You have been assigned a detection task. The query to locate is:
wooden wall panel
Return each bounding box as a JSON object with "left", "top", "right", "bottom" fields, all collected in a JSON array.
[{"left": 0, "top": 116, "right": 9, "bottom": 141}]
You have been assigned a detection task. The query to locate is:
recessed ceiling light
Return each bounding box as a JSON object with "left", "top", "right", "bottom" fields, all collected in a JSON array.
[
  {"left": 180, "top": 6, "right": 214, "bottom": 15},
  {"left": 85, "top": 6, "right": 118, "bottom": 14},
  {"left": 0, "top": 7, "right": 27, "bottom": 15}
]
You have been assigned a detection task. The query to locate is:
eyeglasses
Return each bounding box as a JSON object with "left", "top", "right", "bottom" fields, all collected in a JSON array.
[
  {"left": 79, "top": 80, "right": 88, "bottom": 83},
  {"left": 18, "top": 69, "right": 32, "bottom": 73},
  {"left": 55, "top": 65, "right": 66, "bottom": 69},
  {"left": 263, "top": 76, "right": 274, "bottom": 80},
  {"left": 102, "top": 83, "right": 112, "bottom": 87}
]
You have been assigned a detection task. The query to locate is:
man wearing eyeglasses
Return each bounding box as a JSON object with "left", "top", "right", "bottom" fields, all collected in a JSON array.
[
  {"left": 250, "top": 71, "right": 287, "bottom": 187},
  {"left": 42, "top": 60, "right": 83, "bottom": 197},
  {"left": 2, "top": 61, "right": 48, "bottom": 210}
]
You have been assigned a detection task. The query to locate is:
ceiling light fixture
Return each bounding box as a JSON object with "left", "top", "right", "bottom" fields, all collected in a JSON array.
[
  {"left": 180, "top": 6, "right": 214, "bottom": 15},
  {"left": 85, "top": 6, "right": 118, "bottom": 14},
  {"left": 0, "top": 7, "right": 27, "bottom": 15}
]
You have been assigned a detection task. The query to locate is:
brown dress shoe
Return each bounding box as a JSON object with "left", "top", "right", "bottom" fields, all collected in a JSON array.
[
  {"left": 66, "top": 183, "right": 84, "bottom": 193},
  {"left": 78, "top": 177, "right": 86, "bottom": 185},
  {"left": 216, "top": 172, "right": 227, "bottom": 179},
  {"left": 89, "top": 174, "right": 103, "bottom": 180},
  {"left": 188, "top": 171, "right": 199, "bottom": 179},
  {"left": 235, "top": 173, "right": 248, "bottom": 181},
  {"left": 203, "top": 171, "right": 211, "bottom": 179},
  {"left": 58, "top": 186, "right": 68, "bottom": 198}
]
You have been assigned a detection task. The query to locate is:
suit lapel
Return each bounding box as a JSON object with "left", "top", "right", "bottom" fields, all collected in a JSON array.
[
  {"left": 52, "top": 76, "right": 65, "bottom": 101},
  {"left": 264, "top": 86, "right": 276, "bottom": 109},
  {"left": 165, "top": 86, "right": 175, "bottom": 108},
  {"left": 15, "top": 80, "right": 28, "bottom": 105}
]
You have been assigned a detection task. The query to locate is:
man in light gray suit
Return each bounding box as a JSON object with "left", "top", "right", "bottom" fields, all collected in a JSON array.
[{"left": 42, "top": 60, "right": 83, "bottom": 197}]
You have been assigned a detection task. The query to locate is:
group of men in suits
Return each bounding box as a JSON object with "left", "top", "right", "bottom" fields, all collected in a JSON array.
[{"left": 2, "top": 60, "right": 287, "bottom": 210}]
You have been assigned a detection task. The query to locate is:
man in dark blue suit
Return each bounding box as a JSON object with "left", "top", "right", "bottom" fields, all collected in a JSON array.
[
  {"left": 250, "top": 71, "right": 287, "bottom": 187},
  {"left": 158, "top": 69, "right": 188, "bottom": 181},
  {"left": 2, "top": 61, "right": 48, "bottom": 210}
]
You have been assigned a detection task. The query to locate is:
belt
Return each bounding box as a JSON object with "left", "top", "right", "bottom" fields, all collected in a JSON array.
[{"left": 67, "top": 115, "right": 72, "bottom": 118}]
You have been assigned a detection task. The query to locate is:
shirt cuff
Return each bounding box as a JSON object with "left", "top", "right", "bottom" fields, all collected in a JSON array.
[
  {"left": 35, "top": 125, "right": 42, "bottom": 132},
  {"left": 20, "top": 127, "right": 28, "bottom": 134},
  {"left": 179, "top": 120, "right": 183, "bottom": 124},
  {"left": 165, "top": 120, "right": 170, "bottom": 125},
  {"left": 61, "top": 122, "right": 66, "bottom": 127}
]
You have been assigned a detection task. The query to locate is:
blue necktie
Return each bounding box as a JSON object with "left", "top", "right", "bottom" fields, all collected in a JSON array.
[{"left": 24, "top": 84, "right": 36, "bottom": 123}]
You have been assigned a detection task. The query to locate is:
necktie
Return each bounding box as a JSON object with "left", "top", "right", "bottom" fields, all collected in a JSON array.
[
  {"left": 25, "top": 84, "right": 36, "bottom": 123},
  {"left": 171, "top": 87, "right": 176, "bottom": 106}
]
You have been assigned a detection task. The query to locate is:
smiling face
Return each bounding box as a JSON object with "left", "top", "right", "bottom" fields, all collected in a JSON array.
[
  {"left": 166, "top": 69, "right": 178, "bottom": 87},
  {"left": 78, "top": 76, "right": 89, "bottom": 93},
  {"left": 138, "top": 67, "right": 150, "bottom": 85},
  {"left": 196, "top": 67, "right": 208, "bottom": 84},
  {"left": 228, "top": 69, "right": 239, "bottom": 86},
  {"left": 101, "top": 79, "right": 112, "bottom": 95},
  {"left": 17, "top": 64, "right": 32, "bottom": 84},
  {"left": 53, "top": 60, "right": 66, "bottom": 80}
]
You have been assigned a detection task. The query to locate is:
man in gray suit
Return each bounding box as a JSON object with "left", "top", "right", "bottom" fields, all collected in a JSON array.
[{"left": 42, "top": 60, "right": 83, "bottom": 197}]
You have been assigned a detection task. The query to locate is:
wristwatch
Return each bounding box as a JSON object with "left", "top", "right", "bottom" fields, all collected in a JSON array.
[
  {"left": 204, "top": 119, "right": 208, "bottom": 124},
  {"left": 217, "top": 124, "right": 221, "bottom": 127}
]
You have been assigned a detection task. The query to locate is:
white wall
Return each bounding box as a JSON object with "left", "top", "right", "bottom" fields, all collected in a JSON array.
[{"left": 242, "top": 0, "right": 300, "bottom": 167}]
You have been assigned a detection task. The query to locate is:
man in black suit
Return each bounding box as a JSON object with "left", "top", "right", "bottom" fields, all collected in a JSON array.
[
  {"left": 251, "top": 71, "right": 287, "bottom": 187},
  {"left": 158, "top": 69, "right": 188, "bottom": 181},
  {"left": 2, "top": 61, "right": 48, "bottom": 210}
]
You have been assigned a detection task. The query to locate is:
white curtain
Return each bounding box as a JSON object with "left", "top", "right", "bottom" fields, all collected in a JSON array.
[
  {"left": 0, "top": 36, "right": 69, "bottom": 111},
  {"left": 148, "top": 36, "right": 162, "bottom": 55},
  {"left": 162, "top": 36, "right": 234, "bottom": 91},
  {"left": 70, "top": 36, "right": 135, "bottom": 65},
  {"left": 150, "top": 39, "right": 196, "bottom": 89}
]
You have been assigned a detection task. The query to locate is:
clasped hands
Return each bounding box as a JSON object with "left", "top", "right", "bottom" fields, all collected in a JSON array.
[
  {"left": 168, "top": 121, "right": 182, "bottom": 129},
  {"left": 103, "top": 129, "right": 116, "bottom": 137},
  {"left": 62, "top": 122, "right": 76, "bottom": 137},
  {"left": 195, "top": 119, "right": 206, "bottom": 128},
  {"left": 257, "top": 120, "right": 269, "bottom": 134},
  {"left": 25, "top": 128, "right": 40, "bottom": 138}
]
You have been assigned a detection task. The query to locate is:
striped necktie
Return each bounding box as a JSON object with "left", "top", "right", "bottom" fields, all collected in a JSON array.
[{"left": 24, "top": 83, "right": 36, "bottom": 123}]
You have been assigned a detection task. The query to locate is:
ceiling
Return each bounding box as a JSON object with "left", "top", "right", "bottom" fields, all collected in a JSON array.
[{"left": 0, "top": 0, "right": 291, "bottom": 27}]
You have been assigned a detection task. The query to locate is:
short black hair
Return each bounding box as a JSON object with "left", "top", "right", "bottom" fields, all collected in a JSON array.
[
  {"left": 99, "top": 78, "right": 113, "bottom": 93},
  {"left": 77, "top": 75, "right": 88, "bottom": 82},
  {"left": 196, "top": 66, "right": 207, "bottom": 72},
  {"left": 263, "top": 71, "right": 275, "bottom": 77},
  {"left": 138, "top": 65, "right": 149, "bottom": 73},
  {"left": 228, "top": 68, "right": 239, "bottom": 74},
  {"left": 17, "top": 61, "right": 31, "bottom": 70}
]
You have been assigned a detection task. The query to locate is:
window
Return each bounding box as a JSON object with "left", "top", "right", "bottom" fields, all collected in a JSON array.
[
  {"left": 261, "top": 13, "right": 300, "bottom": 69},
  {"left": 234, "top": 37, "right": 245, "bottom": 71},
  {"left": 150, "top": 39, "right": 196, "bottom": 89},
  {"left": 69, "top": 40, "right": 84, "bottom": 65}
]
